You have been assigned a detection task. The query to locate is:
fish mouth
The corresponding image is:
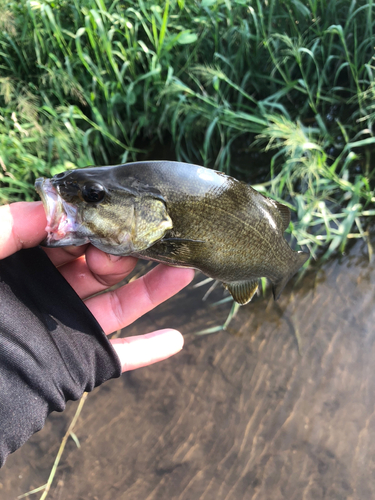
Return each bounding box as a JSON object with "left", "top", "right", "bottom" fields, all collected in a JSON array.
[{"left": 35, "top": 177, "right": 89, "bottom": 247}]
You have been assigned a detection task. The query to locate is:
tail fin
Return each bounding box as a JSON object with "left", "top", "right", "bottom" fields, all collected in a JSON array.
[{"left": 272, "top": 251, "right": 309, "bottom": 300}]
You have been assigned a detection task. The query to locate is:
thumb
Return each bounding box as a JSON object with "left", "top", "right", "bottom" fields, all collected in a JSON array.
[{"left": 0, "top": 202, "right": 47, "bottom": 260}]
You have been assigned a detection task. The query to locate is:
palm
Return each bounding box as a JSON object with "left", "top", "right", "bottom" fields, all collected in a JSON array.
[{"left": 0, "top": 201, "right": 194, "bottom": 372}]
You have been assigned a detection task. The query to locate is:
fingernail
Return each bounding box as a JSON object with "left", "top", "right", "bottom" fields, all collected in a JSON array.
[{"left": 108, "top": 254, "right": 123, "bottom": 262}]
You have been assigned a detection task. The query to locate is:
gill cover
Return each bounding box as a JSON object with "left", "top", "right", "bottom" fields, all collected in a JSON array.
[{"left": 84, "top": 194, "right": 174, "bottom": 255}]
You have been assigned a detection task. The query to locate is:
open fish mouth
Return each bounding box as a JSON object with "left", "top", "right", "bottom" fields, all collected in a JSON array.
[{"left": 35, "top": 177, "right": 89, "bottom": 247}]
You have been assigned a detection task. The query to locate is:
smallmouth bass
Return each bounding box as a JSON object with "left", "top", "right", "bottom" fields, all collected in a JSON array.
[{"left": 35, "top": 161, "right": 309, "bottom": 304}]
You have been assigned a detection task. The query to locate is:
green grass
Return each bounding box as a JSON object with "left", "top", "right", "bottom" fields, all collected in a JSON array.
[{"left": 0, "top": 0, "right": 375, "bottom": 259}]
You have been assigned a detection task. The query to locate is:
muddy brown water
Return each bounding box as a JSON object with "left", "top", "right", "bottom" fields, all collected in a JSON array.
[{"left": 1, "top": 239, "right": 375, "bottom": 500}]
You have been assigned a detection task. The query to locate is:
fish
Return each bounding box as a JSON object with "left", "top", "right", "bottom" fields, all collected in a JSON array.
[{"left": 35, "top": 160, "right": 309, "bottom": 305}]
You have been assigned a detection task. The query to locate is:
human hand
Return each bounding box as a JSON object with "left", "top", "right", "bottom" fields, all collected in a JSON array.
[{"left": 0, "top": 201, "right": 194, "bottom": 371}]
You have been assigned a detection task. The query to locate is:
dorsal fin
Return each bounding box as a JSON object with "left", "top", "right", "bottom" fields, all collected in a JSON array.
[
  {"left": 273, "top": 200, "right": 291, "bottom": 231},
  {"left": 223, "top": 279, "right": 259, "bottom": 305}
]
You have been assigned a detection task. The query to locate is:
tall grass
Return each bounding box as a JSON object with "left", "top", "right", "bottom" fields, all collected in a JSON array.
[{"left": 0, "top": 0, "right": 375, "bottom": 258}]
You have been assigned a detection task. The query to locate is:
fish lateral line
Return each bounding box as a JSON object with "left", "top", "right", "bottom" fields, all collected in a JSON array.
[
  {"left": 160, "top": 237, "right": 206, "bottom": 244},
  {"left": 35, "top": 160, "right": 311, "bottom": 305}
]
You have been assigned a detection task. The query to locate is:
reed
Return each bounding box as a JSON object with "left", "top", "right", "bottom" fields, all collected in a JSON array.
[{"left": 0, "top": 0, "right": 374, "bottom": 258}]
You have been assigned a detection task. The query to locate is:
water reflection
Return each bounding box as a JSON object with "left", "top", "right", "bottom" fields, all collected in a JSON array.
[{"left": 1, "top": 239, "right": 375, "bottom": 500}]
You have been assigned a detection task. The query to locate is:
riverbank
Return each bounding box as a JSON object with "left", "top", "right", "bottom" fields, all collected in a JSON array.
[{"left": 0, "top": 0, "right": 374, "bottom": 259}]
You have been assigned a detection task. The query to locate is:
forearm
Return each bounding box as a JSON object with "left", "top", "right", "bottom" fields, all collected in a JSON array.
[{"left": 0, "top": 247, "right": 121, "bottom": 467}]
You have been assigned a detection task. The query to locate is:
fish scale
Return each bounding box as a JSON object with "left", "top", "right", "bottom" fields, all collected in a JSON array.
[{"left": 35, "top": 161, "right": 309, "bottom": 305}]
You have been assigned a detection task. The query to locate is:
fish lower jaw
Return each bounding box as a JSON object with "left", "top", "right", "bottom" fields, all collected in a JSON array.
[
  {"left": 44, "top": 207, "right": 90, "bottom": 246},
  {"left": 45, "top": 212, "right": 71, "bottom": 240},
  {"left": 36, "top": 177, "right": 88, "bottom": 246},
  {"left": 42, "top": 231, "right": 90, "bottom": 247}
]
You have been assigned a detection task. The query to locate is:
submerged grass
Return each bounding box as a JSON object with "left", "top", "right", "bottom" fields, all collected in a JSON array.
[{"left": 0, "top": 0, "right": 375, "bottom": 258}]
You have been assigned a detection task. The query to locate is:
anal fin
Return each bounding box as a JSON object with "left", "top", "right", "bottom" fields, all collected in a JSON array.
[{"left": 223, "top": 280, "right": 259, "bottom": 305}]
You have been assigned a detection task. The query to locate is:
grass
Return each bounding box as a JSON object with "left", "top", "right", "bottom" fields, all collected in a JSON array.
[
  {"left": 17, "top": 393, "right": 88, "bottom": 500},
  {"left": 2, "top": 4, "right": 374, "bottom": 496},
  {"left": 0, "top": 0, "right": 375, "bottom": 259}
]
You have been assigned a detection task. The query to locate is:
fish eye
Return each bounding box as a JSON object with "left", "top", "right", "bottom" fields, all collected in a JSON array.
[
  {"left": 54, "top": 172, "right": 67, "bottom": 179},
  {"left": 81, "top": 182, "right": 106, "bottom": 203}
]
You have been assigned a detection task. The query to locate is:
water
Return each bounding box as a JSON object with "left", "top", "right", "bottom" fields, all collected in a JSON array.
[{"left": 1, "top": 239, "right": 375, "bottom": 499}]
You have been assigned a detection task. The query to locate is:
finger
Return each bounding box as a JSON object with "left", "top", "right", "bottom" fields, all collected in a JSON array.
[
  {"left": 84, "top": 244, "right": 138, "bottom": 289},
  {"left": 110, "top": 329, "right": 184, "bottom": 372},
  {"left": 58, "top": 249, "right": 137, "bottom": 299},
  {"left": 43, "top": 245, "right": 89, "bottom": 268},
  {"left": 0, "top": 202, "right": 47, "bottom": 260},
  {"left": 0, "top": 200, "right": 88, "bottom": 264},
  {"left": 85, "top": 265, "right": 195, "bottom": 334}
]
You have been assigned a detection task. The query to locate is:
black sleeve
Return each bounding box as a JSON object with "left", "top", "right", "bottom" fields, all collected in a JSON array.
[{"left": 0, "top": 247, "right": 121, "bottom": 467}]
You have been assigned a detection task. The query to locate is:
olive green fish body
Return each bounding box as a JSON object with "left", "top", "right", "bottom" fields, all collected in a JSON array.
[{"left": 35, "top": 161, "right": 309, "bottom": 304}]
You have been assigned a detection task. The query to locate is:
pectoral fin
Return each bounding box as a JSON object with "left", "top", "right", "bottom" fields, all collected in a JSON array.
[
  {"left": 156, "top": 237, "right": 205, "bottom": 259},
  {"left": 139, "top": 237, "right": 206, "bottom": 266},
  {"left": 223, "top": 280, "right": 259, "bottom": 305}
]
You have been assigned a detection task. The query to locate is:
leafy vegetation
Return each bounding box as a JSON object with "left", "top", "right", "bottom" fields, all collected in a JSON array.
[{"left": 1, "top": 0, "right": 375, "bottom": 259}]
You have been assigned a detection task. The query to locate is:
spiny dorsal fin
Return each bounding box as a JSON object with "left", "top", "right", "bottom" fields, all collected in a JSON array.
[
  {"left": 223, "top": 280, "right": 259, "bottom": 305},
  {"left": 274, "top": 200, "right": 291, "bottom": 231}
]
